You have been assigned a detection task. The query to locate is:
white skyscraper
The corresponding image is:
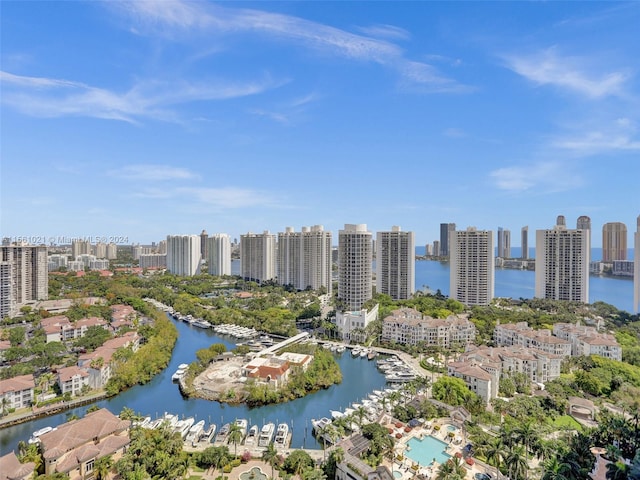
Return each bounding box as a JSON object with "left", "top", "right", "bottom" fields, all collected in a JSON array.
[
  {"left": 535, "top": 217, "right": 590, "bottom": 302},
  {"left": 338, "top": 224, "right": 372, "bottom": 311},
  {"left": 450, "top": 227, "right": 494, "bottom": 306},
  {"left": 0, "top": 244, "right": 48, "bottom": 319},
  {"left": 166, "top": 235, "right": 201, "bottom": 276},
  {"left": 71, "top": 239, "right": 91, "bottom": 259},
  {"left": 376, "top": 226, "right": 415, "bottom": 300},
  {"left": 207, "top": 234, "right": 232, "bottom": 276},
  {"left": 634, "top": 215, "right": 640, "bottom": 313},
  {"left": 240, "top": 231, "right": 277, "bottom": 283},
  {"left": 278, "top": 226, "right": 332, "bottom": 293}
]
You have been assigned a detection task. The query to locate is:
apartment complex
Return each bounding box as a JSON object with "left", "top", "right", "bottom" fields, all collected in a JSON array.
[
  {"left": 446, "top": 361, "right": 498, "bottom": 405},
  {"left": 494, "top": 322, "right": 572, "bottom": 356},
  {"left": 376, "top": 226, "right": 415, "bottom": 300},
  {"left": 166, "top": 235, "right": 201, "bottom": 276},
  {"left": 535, "top": 217, "right": 590, "bottom": 302},
  {"left": 0, "top": 374, "right": 35, "bottom": 413},
  {"left": 338, "top": 224, "right": 372, "bottom": 311},
  {"left": 450, "top": 227, "right": 494, "bottom": 306},
  {"left": 277, "top": 226, "right": 332, "bottom": 293},
  {"left": 381, "top": 307, "right": 476, "bottom": 347},
  {"left": 207, "top": 234, "right": 232, "bottom": 276},
  {"left": 0, "top": 244, "right": 48, "bottom": 319},
  {"left": 602, "top": 222, "right": 628, "bottom": 262},
  {"left": 552, "top": 322, "right": 622, "bottom": 360},
  {"left": 139, "top": 253, "right": 167, "bottom": 269},
  {"left": 240, "top": 231, "right": 277, "bottom": 283}
]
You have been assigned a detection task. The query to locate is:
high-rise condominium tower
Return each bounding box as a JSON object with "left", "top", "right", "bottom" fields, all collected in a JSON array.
[
  {"left": 376, "top": 226, "right": 415, "bottom": 300},
  {"left": 200, "top": 229, "right": 209, "bottom": 260},
  {"left": 240, "top": 231, "right": 277, "bottom": 283},
  {"left": 0, "top": 244, "right": 48, "bottom": 319},
  {"left": 439, "top": 223, "right": 456, "bottom": 257},
  {"left": 577, "top": 216, "right": 591, "bottom": 231},
  {"left": 521, "top": 226, "right": 529, "bottom": 259},
  {"left": 535, "top": 217, "right": 590, "bottom": 302},
  {"left": 166, "top": 235, "right": 201, "bottom": 276},
  {"left": 277, "top": 226, "right": 332, "bottom": 293},
  {"left": 602, "top": 222, "right": 627, "bottom": 262},
  {"left": 497, "top": 227, "right": 511, "bottom": 258},
  {"left": 338, "top": 224, "right": 372, "bottom": 311},
  {"left": 634, "top": 216, "right": 640, "bottom": 313},
  {"left": 207, "top": 234, "right": 231, "bottom": 276},
  {"left": 71, "top": 239, "right": 91, "bottom": 259},
  {"left": 450, "top": 227, "right": 494, "bottom": 306}
]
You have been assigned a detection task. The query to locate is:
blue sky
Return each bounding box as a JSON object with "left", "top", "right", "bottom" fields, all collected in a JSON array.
[{"left": 1, "top": 1, "right": 639, "bottom": 246}]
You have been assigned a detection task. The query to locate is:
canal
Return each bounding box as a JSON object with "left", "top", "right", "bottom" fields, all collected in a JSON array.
[{"left": 0, "top": 316, "right": 388, "bottom": 455}]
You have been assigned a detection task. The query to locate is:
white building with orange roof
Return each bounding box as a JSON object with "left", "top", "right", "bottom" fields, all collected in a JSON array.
[
  {"left": 0, "top": 374, "right": 35, "bottom": 412},
  {"left": 57, "top": 366, "right": 90, "bottom": 397},
  {"left": 447, "top": 361, "right": 498, "bottom": 404}
]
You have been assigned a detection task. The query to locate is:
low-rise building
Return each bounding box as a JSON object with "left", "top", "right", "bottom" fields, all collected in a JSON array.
[
  {"left": 381, "top": 307, "right": 476, "bottom": 347},
  {"left": 242, "top": 357, "right": 291, "bottom": 388},
  {"left": 40, "top": 408, "right": 130, "bottom": 479},
  {"left": 41, "top": 316, "right": 107, "bottom": 343},
  {"left": 494, "top": 322, "right": 572, "bottom": 357},
  {"left": 336, "top": 304, "right": 379, "bottom": 342},
  {"left": 0, "top": 451, "right": 36, "bottom": 480},
  {"left": 447, "top": 361, "right": 498, "bottom": 405},
  {"left": 57, "top": 366, "right": 90, "bottom": 397},
  {"left": 553, "top": 322, "right": 622, "bottom": 361},
  {"left": 78, "top": 332, "right": 140, "bottom": 389},
  {"left": 0, "top": 374, "right": 35, "bottom": 413}
]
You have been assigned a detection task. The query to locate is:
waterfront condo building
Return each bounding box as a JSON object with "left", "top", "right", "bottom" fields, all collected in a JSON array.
[
  {"left": 439, "top": 222, "right": 456, "bottom": 258},
  {"left": 338, "top": 224, "right": 372, "bottom": 311},
  {"left": 240, "top": 231, "right": 277, "bottom": 283},
  {"left": 0, "top": 244, "right": 48, "bottom": 319},
  {"left": 635, "top": 215, "right": 640, "bottom": 313},
  {"left": 535, "top": 217, "right": 590, "bottom": 302},
  {"left": 521, "top": 226, "right": 529, "bottom": 259},
  {"left": 71, "top": 239, "right": 91, "bottom": 259},
  {"left": 602, "top": 222, "right": 627, "bottom": 262},
  {"left": 376, "top": 226, "right": 415, "bottom": 300},
  {"left": 450, "top": 227, "right": 494, "bottom": 306},
  {"left": 497, "top": 227, "right": 511, "bottom": 258},
  {"left": 277, "top": 226, "right": 332, "bottom": 293},
  {"left": 207, "top": 234, "right": 232, "bottom": 276},
  {"left": 166, "top": 235, "right": 201, "bottom": 276}
]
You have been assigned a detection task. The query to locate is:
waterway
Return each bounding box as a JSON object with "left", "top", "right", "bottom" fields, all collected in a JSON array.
[{"left": 0, "top": 317, "right": 388, "bottom": 455}]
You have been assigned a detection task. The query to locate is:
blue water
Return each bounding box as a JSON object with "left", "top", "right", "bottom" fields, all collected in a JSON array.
[
  {"left": 405, "top": 436, "right": 451, "bottom": 465},
  {"left": 0, "top": 317, "right": 388, "bottom": 455}
]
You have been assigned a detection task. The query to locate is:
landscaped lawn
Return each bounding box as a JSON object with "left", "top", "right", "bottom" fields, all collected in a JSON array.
[{"left": 551, "top": 415, "right": 583, "bottom": 431}]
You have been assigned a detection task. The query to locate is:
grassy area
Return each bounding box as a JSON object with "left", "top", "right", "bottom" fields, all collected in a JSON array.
[{"left": 551, "top": 415, "right": 583, "bottom": 431}]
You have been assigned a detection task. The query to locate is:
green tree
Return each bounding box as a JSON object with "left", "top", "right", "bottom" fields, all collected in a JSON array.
[
  {"left": 283, "top": 450, "right": 314, "bottom": 477},
  {"left": 94, "top": 455, "right": 113, "bottom": 480},
  {"left": 227, "top": 422, "right": 244, "bottom": 456},
  {"left": 262, "top": 442, "right": 279, "bottom": 480}
]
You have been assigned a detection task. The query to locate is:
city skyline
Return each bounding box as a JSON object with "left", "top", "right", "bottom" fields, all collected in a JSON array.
[{"left": 2, "top": 2, "right": 639, "bottom": 243}]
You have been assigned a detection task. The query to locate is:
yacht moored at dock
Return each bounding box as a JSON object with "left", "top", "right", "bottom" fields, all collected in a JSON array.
[{"left": 258, "top": 422, "right": 275, "bottom": 447}]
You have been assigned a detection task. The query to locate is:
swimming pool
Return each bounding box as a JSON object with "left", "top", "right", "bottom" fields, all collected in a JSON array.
[
  {"left": 446, "top": 425, "right": 458, "bottom": 432},
  {"left": 393, "top": 471, "right": 403, "bottom": 479},
  {"left": 405, "top": 436, "right": 451, "bottom": 465}
]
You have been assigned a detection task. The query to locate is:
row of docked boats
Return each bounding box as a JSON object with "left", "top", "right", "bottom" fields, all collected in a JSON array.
[
  {"left": 237, "top": 334, "right": 275, "bottom": 351},
  {"left": 144, "top": 299, "right": 212, "bottom": 328},
  {"left": 171, "top": 363, "right": 189, "bottom": 382},
  {"left": 311, "top": 386, "right": 405, "bottom": 443},
  {"left": 213, "top": 418, "right": 291, "bottom": 449},
  {"left": 134, "top": 413, "right": 216, "bottom": 445},
  {"left": 213, "top": 324, "right": 258, "bottom": 339},
  {"left": 351, "top": 346, "right": 378, "bottom": 360},
  {"left": 321, "top": 342, "right": 346, "bottom": 353},
  {"left": 376, "top": 356, "right": 417, "bottom": 383}
]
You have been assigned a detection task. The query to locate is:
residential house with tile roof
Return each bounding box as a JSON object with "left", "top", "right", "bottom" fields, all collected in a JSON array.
[{"left": 0, "top": 374, "right": 34, "bottom": 413}]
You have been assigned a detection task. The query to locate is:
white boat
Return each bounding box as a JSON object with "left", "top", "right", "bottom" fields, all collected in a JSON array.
[
  {"left": 216, "top": 423, "right": 230, "bottom": 442},
  {"left": 244, "top": 425, "right": 259, "bottom": 445},
  {"left": 28, "top": 426, "right": 54, "bottom": 444},
  {"left": 192, "top": 320, "right": 211, "bottom": 329},
  {"left": 234, "top": 418, "right": 248, "bottom": 437},
  {"left": 311, "top": 417, "right": 331, "bottom": 434},
  {"left": 174, "top": 417, "right": 195, "bottom": 438},
  {"left": 359, "top": 349, "right": 368, "bottom": 358},
  {"left": 351, "top": 348, "right": 362, "bottom": 357},
  {"left": 186, "top": 420, "right": 205, "bottom": 443},
  {"left": 275, "top": 423, "right": 289, "bottom": 447},
  {"left": 336, "top": 345, "right": 346, "bottom": 353},
  {"left": 330, "top": 410, "right": 344, "bottom": 419},
  {"left": 258, "top": 422, "right": 275, "bottom": 447},
  {"left": 172, "top": 364, "right": 189, "bottom": 381},
  {"left": 201, "top": 423, "right": 217, "bottom": 442}
]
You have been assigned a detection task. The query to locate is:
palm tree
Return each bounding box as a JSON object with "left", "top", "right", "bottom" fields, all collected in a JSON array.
[
  {"left": 606, "top": 460, "right": 630, "bottom": 480},
  {"left": 209, "top": 446, "right": 232, "bottom": 479},
  {"left": 94, "top": 455, "right": 113, "bottom": 480},
  {"left": 478, "top": 436, "right": 503, "bottom": 480},
  {"left": 505, "top": 445, "right": 528, "bottom": 480},
  {"left": 262, "top": 442, "right": 279, "bottom": 480},
  {"left": 227, "top": 422, "right": 244, "bottom": 457},
  {"left": 513, "top": 421, "right": 539, "bottom": 479},
  {"left": 355, "top": 406, "right": 368, "bottom": 427},
  {"left": 435, "top": 456, "right": 466, "bottom": 480},
  {"left": 303, "top": 467, "right": 327, "bottom": 480}
]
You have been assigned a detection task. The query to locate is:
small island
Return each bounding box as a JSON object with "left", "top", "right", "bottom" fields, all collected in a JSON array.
[{"left": 179, "top": 336, "right": 342, "bottom": 406}]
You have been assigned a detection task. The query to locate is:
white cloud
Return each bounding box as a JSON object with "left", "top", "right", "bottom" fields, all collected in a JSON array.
[
  {"left": 133, "top": 185, "right": 282, "bottom": 209},
  {"left": 110, "top": 165, "right": 197, "bottom": 181},
  {"left": 443, "top": 128, "right": 466, "bottom": 138},
  {"left": 116, "top": 0, "right": 468, "bottom": 92},
  {"left": 553, "top": 131, "right": 640, "bottom": 153},
  {"left": 503, "top": 48, "right": 629, "bottom": 98},
  {"left": 490, "top": 161, "right": 584, "bottom": 193},
  {"left": 355, "top": 24, "right": 411, "bottom": 41},
  {"left": 0, "top": 71, "right": 282, "bottom": 123}
]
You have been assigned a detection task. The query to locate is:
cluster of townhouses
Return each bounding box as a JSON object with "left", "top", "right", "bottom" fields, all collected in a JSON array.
[{"left": 0, "top": 305, "right": 141, "bottom": 412}]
